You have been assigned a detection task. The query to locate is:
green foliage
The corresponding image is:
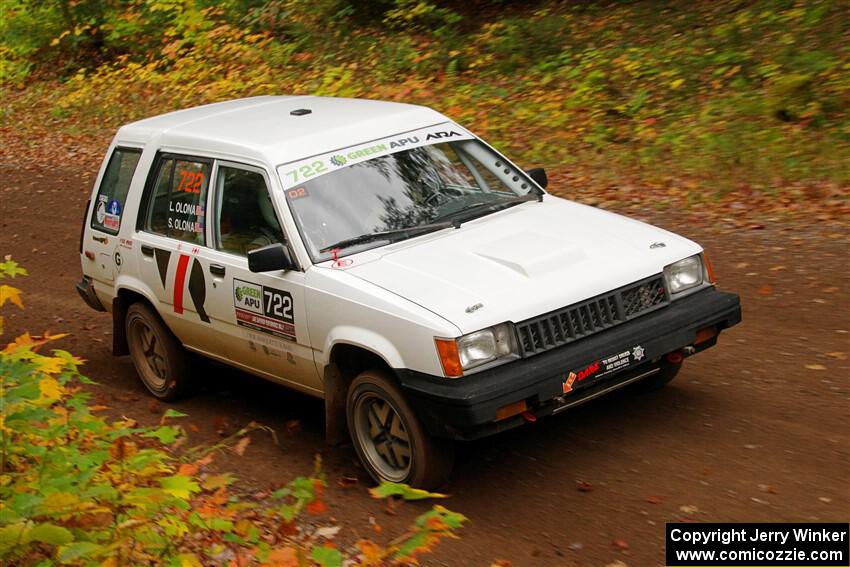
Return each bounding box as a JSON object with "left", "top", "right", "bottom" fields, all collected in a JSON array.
[
  {"left": 0, "top": 0, "right": 849, "bottom": 194},
  {"left": 369, "top": 481, "right": 448, "bottom": 501},
  {"left": 0, "top": 258, "right": 466, "bottom": 565}
]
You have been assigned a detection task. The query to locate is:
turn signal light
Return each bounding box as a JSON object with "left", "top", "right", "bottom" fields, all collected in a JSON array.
[
  {"left": 704, "top": 252, "right": 716, "bottom": 284},
  {"left": 495, "top": 400, "right": 527, "bottom": 421},
  {"left": 435, "top": 338, "right": 463, "bottom": 378},
  {"left": 694, "top": 326, "right": 717, "bottom": 345}
]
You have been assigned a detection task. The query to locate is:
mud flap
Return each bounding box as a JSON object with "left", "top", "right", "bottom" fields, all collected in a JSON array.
[
  {"left": 112, "top": 296, "right": 129, "bottom": 356},
  {"left": 323, "top": 363, "right": 349, "bottom": 446}
]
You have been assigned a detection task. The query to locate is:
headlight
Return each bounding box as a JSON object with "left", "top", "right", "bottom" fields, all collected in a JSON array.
[
  {"left": 664, "top": 255, "right": 704, "bottom": 294},
  {"left": 435, "top": 323, "right": 518, "bottom": 378}
]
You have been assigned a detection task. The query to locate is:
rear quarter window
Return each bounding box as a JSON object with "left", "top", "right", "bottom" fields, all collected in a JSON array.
[
  {"left": 143, "top": 154, "right": 211, "bottom": 245},
  {"left": 91, "top": 147, "right": 142, "bottom": 234}
]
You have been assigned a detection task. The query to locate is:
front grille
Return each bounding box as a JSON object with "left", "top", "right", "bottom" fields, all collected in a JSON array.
[{"left": 516, "top": 275, "right": 668, "bottom": 357}]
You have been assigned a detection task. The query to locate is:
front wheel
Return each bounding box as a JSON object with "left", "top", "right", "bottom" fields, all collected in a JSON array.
[
  {"left": 347, "top": 370, "right": 454, "bottom": 489},
  {"left": 125, "top": 302, "right": 191, "bottom": 401}
]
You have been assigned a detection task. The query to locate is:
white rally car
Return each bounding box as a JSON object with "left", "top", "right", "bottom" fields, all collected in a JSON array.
[{"left": 77, "top": 96, "right": 741, "bottom": 487}]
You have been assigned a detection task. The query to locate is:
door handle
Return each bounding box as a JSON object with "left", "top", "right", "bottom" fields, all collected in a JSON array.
[
  {"left": 141, "top": 245, "right": 154, "bottom": 257},
  {"left": 209, "top": 264, "right": 226, "bottom": 277}
]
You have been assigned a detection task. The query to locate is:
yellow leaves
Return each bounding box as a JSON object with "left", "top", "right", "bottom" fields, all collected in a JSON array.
[
  {"left": 357, "top": 540, "right": 384, "bottom": 565},
  {"left": 0, "top": 284, "right": 23, "bottom": 309},
  {"left": 35, "top": 355, "right": 66, "bottom": 376},
  {"left": 805, "top": 364, "right": 826, "bottom": 371},
  {"left": 670, "top": 78, "right": 685, "bottom": 90},
  {"left": 39, "top": 492, "right": 80, "bottom": 516},
  {"left": 264, "top": 547, "right": 300, "bottom": 567},
  {"left": 38, "top": 377, "right": 63, "bottom": 401},
  {"left": 178, "top": 554, "right": 203, "bottom": 567}
]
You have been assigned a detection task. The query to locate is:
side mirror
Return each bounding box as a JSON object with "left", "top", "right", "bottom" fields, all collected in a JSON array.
[
  {"left": 248, "top": 243, "right": 295, "bottom": 273},
  {"left": 527, "top": 167, "right": 548, "bottom": 189}
]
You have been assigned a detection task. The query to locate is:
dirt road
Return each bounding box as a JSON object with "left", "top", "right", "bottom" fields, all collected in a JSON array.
[{"left": 1, "top": 162, "right": 848, "bottom": 566}]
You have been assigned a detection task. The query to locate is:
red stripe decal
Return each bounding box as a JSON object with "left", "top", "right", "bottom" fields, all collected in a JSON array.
[{"left": 173, "top": 254, "right": 190, "bottom": 314}]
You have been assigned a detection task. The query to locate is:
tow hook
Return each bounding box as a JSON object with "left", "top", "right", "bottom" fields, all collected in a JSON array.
[
  {"left": 521, "top": 411, "right": 537, "bottom": 423},
  {"left": 666, "top": 350, "right": 685, "bottom": 364}
]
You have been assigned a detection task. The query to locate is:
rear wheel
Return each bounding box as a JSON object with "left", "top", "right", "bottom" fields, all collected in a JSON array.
[
  {"left": 347, "top": 369, "right": 454, "bottom": 489},
  {"left": 125, "top": 302, "right": 191, "bottom": 401}
]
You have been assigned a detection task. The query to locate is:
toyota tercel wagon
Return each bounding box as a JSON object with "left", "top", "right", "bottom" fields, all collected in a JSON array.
[{"left": 77, "top": 96, "right": 742, "bottom": 487}]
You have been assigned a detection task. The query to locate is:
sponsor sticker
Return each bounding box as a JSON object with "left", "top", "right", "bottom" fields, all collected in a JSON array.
[
  {"left": 277, "top": 123, "right": 474, "bottom": 189},
  {"left": 562, "top": 344, "right": 645, "bottom": 394},
  {"left": 95, "top": 201, "right": 107, "bottom": 223},
  {"left": 103, "top": 214, "right": 120, "bottom": 231},
  {"left": 233, "top": 279, "right": 295, "bottom": 340}
]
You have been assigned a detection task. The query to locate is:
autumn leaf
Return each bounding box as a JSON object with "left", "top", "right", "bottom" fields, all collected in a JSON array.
[
  {"left": 265, "top": 547, "right": 299, "bottom": 567},
  {"left": 369, "top": 481, "right": 447, "bottom": 501},
  {"left": 356, "top": 540, "right": 383, "bottom": 565},
  {"left": 311, "top": 545, "right": 343, "bottom": 567},
  {"left": 35, "top": 355, "right": 66, "bottom": 375},
  {"left": 233, "top": 435, "right": 251, "bottom": 456},
  {"left": 160, "top": 475, "right": 201, "bottom": 499},
  {"left": 38, "top": 376, "right": 63, "bottom": 400},
  {"left": 805, "top": 364, "right": 826, "bottom": 371},
  {"left": 0, "top": 284, "right": 23, "bottom": 309},
  {"left": 177, "top": 463, "right": 198, "bottom": 476},
  {"left": 306, "top": 498, "right": 328, "bottom": 515}
]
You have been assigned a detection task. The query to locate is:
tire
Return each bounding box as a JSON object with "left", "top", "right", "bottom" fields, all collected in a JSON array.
[
  {"left": 125, "top": 302, "right": 192, "bottom": 401},
  {"left": 347, "top": 369, "right": 454, "bottom": 489},
  {"left": 631, "top": 362, "right": 682, "bottom": 393}
]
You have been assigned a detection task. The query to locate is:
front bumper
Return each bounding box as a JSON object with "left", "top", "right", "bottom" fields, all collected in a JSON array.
[{"left": 395, "top": 287, "right": 741, "bottom": 440}]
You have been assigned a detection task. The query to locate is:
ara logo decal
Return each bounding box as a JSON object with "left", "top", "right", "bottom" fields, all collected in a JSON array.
[
  {"left": 425, "top": 131, "right": 462, "bottom": 141},
  {"left": 329, "top": 155, "right": 347, "bottom": 167}
]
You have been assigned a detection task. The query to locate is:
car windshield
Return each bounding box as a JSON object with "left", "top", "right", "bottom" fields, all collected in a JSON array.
[{"left": 282, "top": 139, "right": 541, "bottom": 263}]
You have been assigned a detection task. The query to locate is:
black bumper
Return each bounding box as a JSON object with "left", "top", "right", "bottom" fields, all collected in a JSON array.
[
  {"left": 396, "top": 287, "right": 741, "bottom": 440},
  {"left": 76, "top": 276, "right": 106, "bottom": 312}
]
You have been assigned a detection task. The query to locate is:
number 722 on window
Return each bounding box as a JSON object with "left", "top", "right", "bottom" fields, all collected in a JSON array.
[{"left": 284, "top": 161, "right": 327, "bottom": 184}]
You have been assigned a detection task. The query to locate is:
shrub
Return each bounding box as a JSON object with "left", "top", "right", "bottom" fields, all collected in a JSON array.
[{"left": 0, "top": 256, "right": 466, "bottom": 565}]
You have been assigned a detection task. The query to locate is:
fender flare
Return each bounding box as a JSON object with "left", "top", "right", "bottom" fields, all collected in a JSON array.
[{"left": 321, "top": 326, "right": 404, "bottom": 370}]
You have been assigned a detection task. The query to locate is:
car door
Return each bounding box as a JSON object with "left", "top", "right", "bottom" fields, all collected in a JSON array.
[
  {"left": 134, "top": 152, "right": 225, "bottom": 356},
  {"left": 198, "top": 160, "right": 321, "bottom": 395},
  {"left": 86, "top": 146, "right": 144, "bottom": 287}
]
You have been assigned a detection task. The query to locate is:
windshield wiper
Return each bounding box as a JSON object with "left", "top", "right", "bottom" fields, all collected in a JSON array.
[
  {"left": 319, "top": 221, "right": 458, "bottom": 253},
  {"left": 440, "top": 192, "right": 542, "bottom": 224}
]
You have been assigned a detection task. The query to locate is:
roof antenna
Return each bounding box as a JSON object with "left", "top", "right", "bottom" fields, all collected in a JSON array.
[{"left": 290, "top": 108, "right": 312, "bottom": 116}]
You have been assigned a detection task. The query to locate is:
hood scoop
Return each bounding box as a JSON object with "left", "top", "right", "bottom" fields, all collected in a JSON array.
[{"left": 472, "top": 232, "right": 588, "bottom": 278}]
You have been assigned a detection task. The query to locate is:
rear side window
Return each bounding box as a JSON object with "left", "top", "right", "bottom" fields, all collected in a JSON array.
[
  {"left": 145, "top": 155, "right": 211, "bottom": 244},
  {"left": 91, "top": 147, "right": 142, "bottom": 234}
]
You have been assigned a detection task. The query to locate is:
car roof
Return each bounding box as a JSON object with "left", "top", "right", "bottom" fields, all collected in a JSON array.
[{"left": 116, "top": 96, "right": 451, "bottom": 167}]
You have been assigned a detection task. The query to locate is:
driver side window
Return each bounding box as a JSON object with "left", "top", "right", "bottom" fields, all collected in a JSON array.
[{"left": 215, "top": 166, "right": 283, "bottom": 256}]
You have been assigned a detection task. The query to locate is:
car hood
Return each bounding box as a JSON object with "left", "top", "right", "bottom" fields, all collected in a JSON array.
[{"left": 342, "top": 196, "right": 702, "bottom": 334}]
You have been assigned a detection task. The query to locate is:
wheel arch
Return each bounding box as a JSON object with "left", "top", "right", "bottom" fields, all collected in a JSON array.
[
  {"left": 112, "top": 285, "right": 160, "bottom": 356},
  {"left": 323, "top": 340, "right": 397, "bottom": 446}
]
